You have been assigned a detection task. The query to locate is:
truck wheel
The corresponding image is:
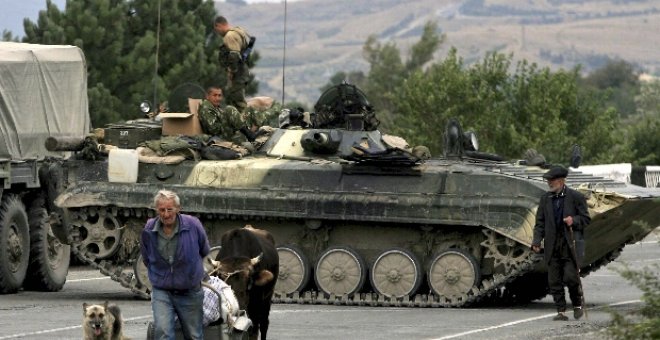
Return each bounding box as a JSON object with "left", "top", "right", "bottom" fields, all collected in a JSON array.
[
  {"left": 0, "top": 195, "right": 30, "bottom": 293},
  {"left": 23, "top": 199, "right": 70, "bottom": 291}
]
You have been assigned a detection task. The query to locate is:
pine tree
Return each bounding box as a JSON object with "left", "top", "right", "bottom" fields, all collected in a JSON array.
[{"left": 23, "top": 0, "right": 258, "bottom": 127}]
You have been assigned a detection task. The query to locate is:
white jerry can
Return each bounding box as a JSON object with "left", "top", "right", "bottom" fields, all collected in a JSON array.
[{"left": 107, "top": 148, "right": 139, "bottom": 183}]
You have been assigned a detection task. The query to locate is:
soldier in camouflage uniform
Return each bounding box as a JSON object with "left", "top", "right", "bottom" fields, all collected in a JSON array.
[
  {"left": 198, "top": 86, "right": 263, "bottom": 145},
  {"left": 214, "top": 16, "right": 251, "bottom": 113},
  {"left": 198, "top": 86, "right": 244, "bottom": 142}
]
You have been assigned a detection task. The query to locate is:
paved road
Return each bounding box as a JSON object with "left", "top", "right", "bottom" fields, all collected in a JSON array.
[{"left": 0, "top": 232, "right": 658, "bottom": 340}]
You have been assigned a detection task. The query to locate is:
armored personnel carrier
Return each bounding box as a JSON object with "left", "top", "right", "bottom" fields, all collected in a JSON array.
[{"left": 50, "top": 83, "right": 660, "bottom": 307}]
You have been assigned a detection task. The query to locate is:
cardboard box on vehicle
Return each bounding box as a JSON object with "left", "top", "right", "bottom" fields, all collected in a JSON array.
[{"left": 160, "top": 98, "right": 203, "bottom": 136}]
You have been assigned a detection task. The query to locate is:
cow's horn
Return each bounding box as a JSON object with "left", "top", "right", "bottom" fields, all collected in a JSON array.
[
  {"left": 206, "top": 257, "right": 221, "bottom": 274},
  {"left": 250, "top": 253, "right": 263, "bottom": 266}
]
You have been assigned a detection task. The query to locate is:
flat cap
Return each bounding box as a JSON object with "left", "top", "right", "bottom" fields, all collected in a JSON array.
[{"left": 542, "top": 166, "right": 568, "bottom": 180}]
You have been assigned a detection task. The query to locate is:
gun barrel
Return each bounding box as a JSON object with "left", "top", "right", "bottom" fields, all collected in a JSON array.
[{"left": 45, "top": 136, "right": 86, "bottom": 152}]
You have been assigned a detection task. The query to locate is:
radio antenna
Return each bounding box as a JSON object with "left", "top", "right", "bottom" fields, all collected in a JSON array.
[
  {"left": 281, "top": 0, "right": 287, "bottom": 105},
  {"left": 153, "top": 0, "right": 161, "bottom": 111}
]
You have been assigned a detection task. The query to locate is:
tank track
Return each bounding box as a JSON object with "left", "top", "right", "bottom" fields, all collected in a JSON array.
[
  {"left": 66, "top": 207, "right": 151, "bottom": 299},
  {"left": 272, "top": 229, "right": 541, "bottom": 308},
  {"left": 68, "top": 207, "right": 628, "bottom": 307},
  {"left": 70, "top": 245, "right": 151, "bottom": 299}
]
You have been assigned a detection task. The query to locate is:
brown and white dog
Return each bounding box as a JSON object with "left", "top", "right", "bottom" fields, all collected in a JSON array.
[{"left": 82, "top": 301, "right": 128, "bottom": 340}]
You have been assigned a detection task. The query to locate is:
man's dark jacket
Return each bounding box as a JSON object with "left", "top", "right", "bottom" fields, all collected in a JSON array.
[{"left": 532, "top": 186, "right": 591, "bottom": 265}]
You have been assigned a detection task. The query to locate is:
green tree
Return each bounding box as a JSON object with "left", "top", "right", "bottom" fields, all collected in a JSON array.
[
  {"left": 23, "top": 0, "right": 258, "bottom": 127},
  {"left": 626, "top": 117, "right": 660, "bottom": 165},
  {"left": 321, "top": 21, "right": 444, "bottom": 130},
  {"left": 321, "top": 24, "right": 633, "bottom": 164},
  {"left": 2, "top": 30, "right": 20, "bottom": 42},
  {"left": 361, "top": 21, "right": 444, "bottom": 129},
  {"left": 636, "top": 79, "right": 660, "bottom": 115},
  {"left": 581, "top": 59, "right": 640, "bottom": 119},
  {"left": 624, "top": 80, "right": 660, "bottom": 165},
  {"left": 391, "top": 49, "right": 621, "bottom": 164},
  {"left": 605, "top": 79, "right": 660, "bottom": 166}
]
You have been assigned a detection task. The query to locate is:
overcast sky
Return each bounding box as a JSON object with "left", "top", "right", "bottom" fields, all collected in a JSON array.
[
  {"left": 0, "top": 0, "right": 294, "bottom": 38},
  {"left": 0, "top": 0, "right": 66, "bottom": 38}
]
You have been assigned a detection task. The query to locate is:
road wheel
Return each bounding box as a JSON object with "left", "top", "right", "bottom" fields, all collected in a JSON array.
[
  {"left": 275, "top": 245, "right": 311, "bottom": 295},
  {"left": 77, "top": 210, "right": 122, "bottom": 259},
  {"left": 428, "top": 248, "right": 481, "bottom": 298},
  {"left": 0, "top": 195, "right": 30, "bottom": 293},
  {"left": 315, "top": 246, "right": 366, "bottom": 297},
  {"left": 370, "top": 248, "right": 423, "bottom": 298}
]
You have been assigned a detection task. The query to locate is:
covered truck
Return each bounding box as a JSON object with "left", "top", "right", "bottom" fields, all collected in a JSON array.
[{"left": 0, "top": 42, "right": 90, "bottom": 293}]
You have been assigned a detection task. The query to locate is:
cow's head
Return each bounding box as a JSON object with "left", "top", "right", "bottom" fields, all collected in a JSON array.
[{"left": 208, "top": 254, "right": 275, "bottom": 308}]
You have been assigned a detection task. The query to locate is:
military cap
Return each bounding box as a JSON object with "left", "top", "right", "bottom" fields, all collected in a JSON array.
[{"left": 542, "top": 166, "right": 568, "bottom": 180}]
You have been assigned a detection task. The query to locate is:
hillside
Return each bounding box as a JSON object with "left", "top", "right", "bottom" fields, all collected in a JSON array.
[{"left": 218, "top": 0, "right": 660, "bottom": 106}]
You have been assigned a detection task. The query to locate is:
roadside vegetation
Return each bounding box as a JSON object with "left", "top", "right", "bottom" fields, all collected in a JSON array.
[{"left": 608, "top": 224, "right": 660, "bottom": 340}]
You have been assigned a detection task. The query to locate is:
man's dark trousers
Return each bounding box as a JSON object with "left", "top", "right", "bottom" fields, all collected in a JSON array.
[{"left": 548, "top": 240, "right": 582, "bottom": 312}]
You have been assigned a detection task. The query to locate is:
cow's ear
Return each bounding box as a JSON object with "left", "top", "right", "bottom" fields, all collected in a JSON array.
[{"left": 254, "top": 269, "right": 274, "bottom": 286}]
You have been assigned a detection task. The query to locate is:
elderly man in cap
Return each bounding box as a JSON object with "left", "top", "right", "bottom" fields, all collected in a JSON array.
[{"left": 532, "top": 166, "right": 591, "bottom": 321}]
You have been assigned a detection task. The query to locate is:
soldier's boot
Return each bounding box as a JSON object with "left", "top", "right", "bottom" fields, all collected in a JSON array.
[{"left": 553, "top": 312, "right": 569, "bottom": 321}]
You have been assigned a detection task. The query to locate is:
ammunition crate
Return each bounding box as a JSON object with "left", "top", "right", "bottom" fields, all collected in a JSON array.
[{"left": 104, "top": 123, "right": 162, "bottom": 149}]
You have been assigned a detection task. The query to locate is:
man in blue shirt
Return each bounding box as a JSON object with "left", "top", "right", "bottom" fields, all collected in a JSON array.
[{"left": 141, "top": 190, "right": 211, "bottom": 339}]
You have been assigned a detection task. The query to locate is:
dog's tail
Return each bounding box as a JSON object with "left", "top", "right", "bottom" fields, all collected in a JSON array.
[{"left": 107, "top": 304, "right": 126, "bottom": 339}]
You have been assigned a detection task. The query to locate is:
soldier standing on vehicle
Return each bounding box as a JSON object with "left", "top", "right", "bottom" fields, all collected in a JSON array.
[
  {"left": 214, "top": 15, "right": 252, "bottom": 114},
  {"left": 531, "top": 166, "right": 591, "bottom": 321}
]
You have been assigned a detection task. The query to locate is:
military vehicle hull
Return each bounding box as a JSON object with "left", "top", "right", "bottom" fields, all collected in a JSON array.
[{"left": 53, "top": 142, "right": 660, "bottom": 307}]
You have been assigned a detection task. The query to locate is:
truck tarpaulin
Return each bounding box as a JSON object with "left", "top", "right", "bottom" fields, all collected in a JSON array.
[{"left": 0, "top": 42, "right": 90, "bottom": 160}]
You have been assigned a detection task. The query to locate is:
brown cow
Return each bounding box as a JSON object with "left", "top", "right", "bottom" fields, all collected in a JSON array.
[{"left": 209, "top": 225, "right": 278, "bottom": 340}]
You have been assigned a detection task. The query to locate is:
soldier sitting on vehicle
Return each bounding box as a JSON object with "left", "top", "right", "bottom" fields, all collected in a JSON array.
[
  {"left": 198, "top": 86, "right": 246, "bottom": 141},
  {"left": 197, "top": 86, "right": 270, "bottom": 157}
]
